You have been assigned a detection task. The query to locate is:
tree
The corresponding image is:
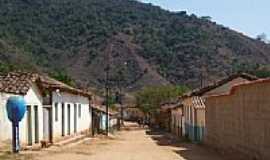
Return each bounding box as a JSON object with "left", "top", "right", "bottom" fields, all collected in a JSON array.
[
  {"left": 256, "top": 33, "right": 269, "bottom": 43},
  {"left": 201, "top": 16, "right": 212, "bottom": 21},
  {"left": 49, "top": 70, "right": 75, "bottom": 87},
  {"left": 135, "top": 85, "right": 189, "bottom": 114}
]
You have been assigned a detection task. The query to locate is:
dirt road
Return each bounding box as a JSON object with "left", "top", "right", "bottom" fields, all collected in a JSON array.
[{"left": 1, "top": 123, "right": 227, "bottom": 160}]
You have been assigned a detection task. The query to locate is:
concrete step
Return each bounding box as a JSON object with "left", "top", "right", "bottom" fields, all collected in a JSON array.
[{"left": 53, "top": 134, "right": 87, "bottom": 147}]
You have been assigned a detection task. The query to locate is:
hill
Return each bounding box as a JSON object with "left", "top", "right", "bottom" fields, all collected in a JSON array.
[{"left": 1, "top": 0, "right": 270, "bottom": 92}]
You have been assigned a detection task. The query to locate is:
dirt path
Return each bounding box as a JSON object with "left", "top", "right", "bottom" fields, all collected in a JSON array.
[{"left": 1, "top": 123, "right": 227, "bottom": 160}]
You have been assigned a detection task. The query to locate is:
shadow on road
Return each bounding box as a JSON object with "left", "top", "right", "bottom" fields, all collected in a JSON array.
[
  {"left": 146, "top": 129, "right": 226, "bottom": 160},
  {"left": 146, "top": 129, "right": 185, "bottom": 147}
]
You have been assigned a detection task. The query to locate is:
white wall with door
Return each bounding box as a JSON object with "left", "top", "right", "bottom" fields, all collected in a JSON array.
[
  {"left": 50, "top": 91, "right": 91, "bottom": 141},
  {"left": 0, "top": 83, "right": 43, "bottom": 146}
]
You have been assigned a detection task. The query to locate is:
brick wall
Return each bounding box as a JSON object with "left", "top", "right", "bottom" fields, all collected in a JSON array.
[{"left": 205, "top": 80, "right": 270, "bottom": 160}]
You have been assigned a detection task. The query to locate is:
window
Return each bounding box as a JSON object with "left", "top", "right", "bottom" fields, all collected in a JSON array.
[
  {"left": 55, "top": 103, "right": 58, "bottom": 121},
  {"left": 78, "top": 104, "right": 81, "bottom": 118}
]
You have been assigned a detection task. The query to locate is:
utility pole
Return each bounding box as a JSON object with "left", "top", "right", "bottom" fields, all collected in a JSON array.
[
  {"left": 116, "top": 63, "right": 126, "bottom": 126},
  {"left": 118, "top": 72, "right": 124, "bottom": 126},
  {"left": 105, "top": 44, "right": 112, "bottom": 136}
]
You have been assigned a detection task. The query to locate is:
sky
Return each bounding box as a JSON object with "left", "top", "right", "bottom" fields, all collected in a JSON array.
[{"left": 139, "top": 0, "right": 270, "bottom": 39}]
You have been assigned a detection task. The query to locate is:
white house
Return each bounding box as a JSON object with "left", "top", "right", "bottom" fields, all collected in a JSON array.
[
  {"left": 0, "top": 72, "right": 43, "bottom": 147},
  {"left": 39, "top": 76, "right": 92, "bottom": 143},
  {"left": 91, "top": 104, "right": 119, "bottom": 135},
  {"left": 0, "top": 72, "right": 92, "bottom": 148}
]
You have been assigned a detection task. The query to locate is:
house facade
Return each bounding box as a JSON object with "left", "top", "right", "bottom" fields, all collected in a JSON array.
[
  {"left": 0, "top": 72, "right": 93, "bottom": 148},
  {"left": 157, "top": 103, "right": 172, "bottom": 132},
  {"left": 43, "top": 91, "right": 91, "bottom": 143},
  {"left": 123, "top": 107, "right": 144, "bottom": 121},
  {"left": 91, "top": 104, "right": 119, "bottom": 135},
  {"left": 181, "top": 73, "right": 258, "bottom": 142},
  {"left": 0, "top": 72, "right": 43, "bottom": 147},
  {"left": 39, "top": 76, "right": 92, "bottom": 143},
  {"left": 182, "top": 96, "right": 205, "bottom": 142},
  {"left": 205, "top": 79, "right": 270, "bottom": 160},
  {"left": 170, "top": 104, "right": 184, "bottom": 138}
]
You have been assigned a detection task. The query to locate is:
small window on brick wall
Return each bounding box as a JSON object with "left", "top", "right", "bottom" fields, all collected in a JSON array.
[{"left": 55, "top": 103, "right": 58, "bottom": 121}]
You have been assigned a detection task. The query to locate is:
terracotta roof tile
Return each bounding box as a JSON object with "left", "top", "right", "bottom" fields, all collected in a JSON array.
[
  {"left": 182, "top": 73, "right": 258, "bottom": 98},
  {"left": 0, "top": 72, "right": 39, "bottom": 95},
  {"left": 0, "top": 72, "right": 92, "bottom": 97},
  {"left": 39, "top": 75, "right": 91, "bottom": 97}
]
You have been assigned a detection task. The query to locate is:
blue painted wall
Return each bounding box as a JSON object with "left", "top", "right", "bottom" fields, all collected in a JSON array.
[{"left": 185, "top": 123, "right": 204, "bottom": 142}]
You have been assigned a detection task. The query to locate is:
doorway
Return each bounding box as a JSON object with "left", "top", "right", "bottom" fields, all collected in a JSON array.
[
  {"left": 34, "top": 105, "right": 39, "bottom": 143},
  {"left": 43, "top": 107, "right": 53, "bottom": 143},
  {"left": 67, "top": 104, "right": 71, "bottom": 135},
  {"left": 27, "top": 105, "right": 32, "bottom": 146},
  {"left": 74, "top": 104, "right": 77, "bottom": 133},
  {"left": 61, "top": 103, "right": 65, "bottom": 136}
]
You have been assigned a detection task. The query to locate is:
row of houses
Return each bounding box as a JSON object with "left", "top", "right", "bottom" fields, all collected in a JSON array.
[
  {"left": 122, "top": 106, "right": 144, "bottom": 122},
  {"left": 91, "top": 103, "right": 119, "bottom": 135},
  {"left": 0, "top": 72, "right": 119, "bottom": 149},
  {"left": 182, "top": 73, "right": 258, "bottom": 142},
  {"left": 158, "top": 73, "right": 270, "bottom": 159}
]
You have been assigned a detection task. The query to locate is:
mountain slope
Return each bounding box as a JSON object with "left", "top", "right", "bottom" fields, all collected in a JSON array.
[{"left": 0, "top": 0, "right": 270, "bottom": 91}]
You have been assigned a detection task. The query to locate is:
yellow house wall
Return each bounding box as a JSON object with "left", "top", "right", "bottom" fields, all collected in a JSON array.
[{"left": 205, "top": 81, "right": 270, "bottom": 160}]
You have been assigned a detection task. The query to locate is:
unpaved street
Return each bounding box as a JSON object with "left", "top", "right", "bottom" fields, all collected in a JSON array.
[{"left": 1, "top": 123, "right": 227, "bottom": 160}]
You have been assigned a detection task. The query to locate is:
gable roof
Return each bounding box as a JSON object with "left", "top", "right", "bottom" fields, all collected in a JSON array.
[
  {"left": 39, "top": 75, "right": 91, "bottom": 98},
  {"left": 92, "top": 104, "right": 118, "bottom": 115},
  {"left": 182, "top": 73, "right": 258, "bottom": 98},
  {"left": 160, "top": 101, "right": 183, "bottom": 111},
  {"left": 0, "top": 72, "right": 39, "bottom": 95},
  {"left": 0, "top": 72, "right": 91, "bottom": 97},
  {"left": 206, "top": 78, "right": 270, "bottom": 99}
]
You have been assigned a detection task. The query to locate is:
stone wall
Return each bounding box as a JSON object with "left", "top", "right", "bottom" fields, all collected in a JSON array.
[{"left": 205, "top": 80, "right": 270, "bottom": 160}]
